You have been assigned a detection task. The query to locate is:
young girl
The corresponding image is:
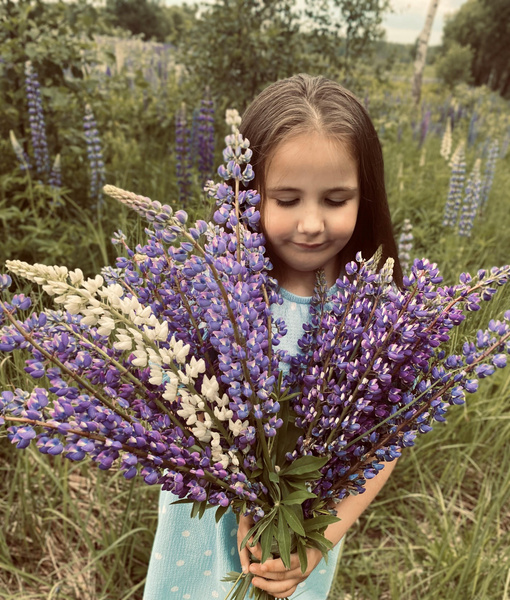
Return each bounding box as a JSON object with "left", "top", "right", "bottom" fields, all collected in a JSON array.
[{"left": 143, "top": 73, "right": 403, "bottom": 600}]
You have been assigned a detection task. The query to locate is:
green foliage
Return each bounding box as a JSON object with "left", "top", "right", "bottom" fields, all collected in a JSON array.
[
  {"left": 178, "top": 0, "right": 305, "bottom": 112},
  {"left": 104, "top": 0, "right": 195, "bottom": 43},
  {"left": 435, "top": 42, "right": 474, "bottom": 90},
  {"left": 440, "top": 0, "right": 510, "bottom": 98}
]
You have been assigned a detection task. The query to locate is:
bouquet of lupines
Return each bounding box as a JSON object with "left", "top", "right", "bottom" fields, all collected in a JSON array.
[{"left": 1, "top": 116, "right": 510, "bottom": 600}]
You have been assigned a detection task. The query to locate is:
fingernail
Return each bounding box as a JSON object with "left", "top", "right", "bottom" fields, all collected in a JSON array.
[{"left": 242, "top": 565, "right": 248, "bottom": 574}]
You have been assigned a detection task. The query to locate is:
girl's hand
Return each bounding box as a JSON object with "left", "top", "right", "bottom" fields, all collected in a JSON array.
[{"left": 237, "top": 515, "right": 324, "bottom": 598}]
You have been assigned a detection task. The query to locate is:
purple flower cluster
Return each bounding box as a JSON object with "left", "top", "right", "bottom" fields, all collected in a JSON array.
[
  {"left": 458, "top": 160, "right": 482, "bottom": 237},
  {"left": 25, "top": 61, "right": 50, "bottom": 179},
  {"left": 397, "top": 219, "right": 413, "bottom": 274},
  {"left": 196, "top": 91, "right": 215, "bottom": 185},
  {"left": 480, "top": 139, "right": 499, "bottom": 208},
  {"left": 83, "top": 104, "right": 106, "bottom": 204},
  {"left": 443, "top": 144, "right": 466, "bottom": 228},
  {"left": 1, "top": 125, "right": 510, "bottom": 569}
]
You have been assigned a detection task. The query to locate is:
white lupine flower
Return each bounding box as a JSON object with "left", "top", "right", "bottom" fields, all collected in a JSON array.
[
  {"left": 173, "top": 340, "right": 190, "bottom": 364},
  {"left": 177, "top": 401, "right": 196, "bottom": 421},
  {"left": 64, "top": 294, "right": 87, "bottom": 314},
  {"left": 201, "top": 374, "right": 220, "bottom": 401},
  {"left": 81, "top": 315, "right": 99, "bottom": 326},
  {"left": 131, "top": 347, "right": 148, "bottom": 367},
  {"left": 69, "top": 268, "right": 84, "bottom": 285},
  {"left": 162, "top": 374, "right": 178, "bottom": 402},
  {"left": 101, "top": 283, "right": 124, "bottom": 306},
  {"left": 114, "top": 333, "right": 133, "bottom": 352},
  {"left": 216, "top": 393, "right": 230, "bottom": 407},
  {"left": 192, "top": 417, "right": 213, "bottom": 443},
  {"left": 228, "top": 418, "right": 249, "bottom": 437},
  {"left": 96, "top": 316, "right": 115, "bottom": 337},
  {"left": 147, "top": 348, "right": 162, "bottom": 365},
  {"left": 82, "top": 274, "right": 104, "bottom": 294},
  {"left": 158, "top": 348, "right": 173, "bottom": 364},
  {"left": 127, "top": 327, "right": 144, "bottom": 342},
  {"left": 228, "top": 451, "right": 240, "bottom": 467},
  {"left": 214, "top": 406, "right": 233, "bottom": 421},
  {"left": 186, "top": 356, "right": 206, "bottom": 379}
]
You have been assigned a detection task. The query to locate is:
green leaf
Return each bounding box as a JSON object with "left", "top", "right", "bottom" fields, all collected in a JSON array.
[
  {"left": 215, "top": 504, "right": 230, "bottom": 524},
  {"left": 280, "top": 505, "right": 306, "bottom": 537},
  {"left": 280, "top": 455, "right": 329, "bottom": 477},
  {"left": 281, "top": 490, "right": 317, "bottom": 505},
  {"left": 260, "top": 521, "right": 276, "bottom": 564},
  {"left": 305, "top": 530, "right": 334, "bottom": 553},
  {"left": 268, "top": 471, "right": 280, "bottom": 483},
  {"left": 296, "top": 538, "right": 308, "bottom": 574},
  {"left": 303, "top": 514, "right": 340, "bottom": 533},
  {"left": 277, "top": 511, "right": 292, "bottom": 569}
]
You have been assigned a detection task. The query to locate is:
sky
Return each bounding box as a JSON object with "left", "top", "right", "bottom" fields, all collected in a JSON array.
[{"left": 163, "top": 0, "right": 468, "bottom": 46}]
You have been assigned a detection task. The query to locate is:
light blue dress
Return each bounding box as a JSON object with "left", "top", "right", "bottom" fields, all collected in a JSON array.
[{"left": 143, "top": 288, "right": 343, "bottom": 600}]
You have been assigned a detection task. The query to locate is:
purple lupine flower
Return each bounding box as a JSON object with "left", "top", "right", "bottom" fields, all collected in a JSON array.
[
  {"left": 458, "top": 159, "right": 482, "bottom": 237},
  {"left": 25, "top": 61, "right": 50, "bottom": 179},
  {"left": 480, "top": 139, "right": 499, "bottom": 208},
  {"left": 443, "top": 142, "right": 466, "bottom": 227},
  {"left": 83, "top": 104, "right": 106, "bottom": 205},
  {"left": 175, "top": 103, "right": 193, "bottom": 206},
  {"left": 2, "top": 121, "right": 510, "bottom": 597},
  {"left": 196, "top": 89, "right": 215, "bottom": 185},
  {"left": 419, "top": 109, "right": 431, "bottom": 147},
  {"left": 467, "top": 110, "right": 479, "bottom": 147}
]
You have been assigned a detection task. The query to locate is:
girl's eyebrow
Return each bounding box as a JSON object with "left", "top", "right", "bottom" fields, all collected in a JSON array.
[{"left": 266, "top": 186, "right": 359, "bottom": 194}]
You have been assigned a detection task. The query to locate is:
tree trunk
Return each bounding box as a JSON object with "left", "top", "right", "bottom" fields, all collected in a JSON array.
[{"left": 411, "top": 0, "right": 440, "bottom": 105}]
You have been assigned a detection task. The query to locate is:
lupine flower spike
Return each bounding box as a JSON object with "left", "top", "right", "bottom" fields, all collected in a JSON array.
[
  {"left": 25, "top": 61, "right": 50, "bottom": 180},
  {"left": 480, "top": 139, "right": 499, "bottom": 209},
  {"left": 440, "top": 118, "right": 452, "bottom": 161},
  {"left": 398, "top": 219, "right": 414, "bottom": 274},
  {"left": 443, "top": 141, "right": 466, "bottom": 228},
  {"left": 458, "top": 159, "right": 482, "bottom": 237},
  {"left": 83, "top": 104, "right": 106, "bottom": 205},
  {"left": 9, "top": 130, "right": 31, "bottom": 172}
]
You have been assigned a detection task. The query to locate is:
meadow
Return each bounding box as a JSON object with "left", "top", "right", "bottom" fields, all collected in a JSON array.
[{"left": 1, "top": 24, "right": 510, "bottom": 600}]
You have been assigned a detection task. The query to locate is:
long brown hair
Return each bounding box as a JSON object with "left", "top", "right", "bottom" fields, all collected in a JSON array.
[{"left": 239, "top": 73, "right": 403, "bottom": 287}]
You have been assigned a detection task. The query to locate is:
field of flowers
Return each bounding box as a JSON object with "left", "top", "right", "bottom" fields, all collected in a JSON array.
[{"left": 1, "top": 25, "right": 510, "bottom": 600}]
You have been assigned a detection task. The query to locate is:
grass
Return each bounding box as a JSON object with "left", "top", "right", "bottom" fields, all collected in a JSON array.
[{"left": 1, "top": 65, "right": 510, "bottom": 599}]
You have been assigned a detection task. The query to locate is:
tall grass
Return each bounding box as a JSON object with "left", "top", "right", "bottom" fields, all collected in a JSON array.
[{"left": 1, "top": 76, "right": 509, "bottom": 599}]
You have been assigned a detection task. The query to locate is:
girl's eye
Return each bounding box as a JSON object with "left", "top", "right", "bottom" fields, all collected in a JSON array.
[
  {"left": 275, "top": 199, "right": 299, "bottom": 207},
  {"left": 326, "top": 198, "right": 348, "bottom": 206}
]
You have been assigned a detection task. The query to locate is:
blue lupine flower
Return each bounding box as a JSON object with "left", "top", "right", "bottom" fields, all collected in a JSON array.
[
  {"left": 458, "top": 159, "right": 482, "bottom": 237},
  {"left": 83, "top": 104, "right": 106, "bottom": 204},
  {"left": 25, "top": 61, "right": 50, "bottom": 179},
  {"left": 443, "top": 143, "right": 466, "bottom": 227},
  {"left": 480, "top": 139, "right": 499, "bottom": 208}
]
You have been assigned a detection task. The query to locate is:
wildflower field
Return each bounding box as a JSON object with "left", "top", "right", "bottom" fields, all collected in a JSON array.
[{"left": 1, "top": 4, "right": 510, "bottom": 599}]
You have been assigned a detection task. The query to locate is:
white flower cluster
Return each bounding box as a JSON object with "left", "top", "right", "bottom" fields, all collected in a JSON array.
[{"left": 225, "top": 108, "right": 242, "bottom": 132}]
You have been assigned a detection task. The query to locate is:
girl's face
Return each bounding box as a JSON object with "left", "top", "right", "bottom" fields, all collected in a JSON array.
[{"left": 263, "top": 131, "right": 360, "bottom": 296}]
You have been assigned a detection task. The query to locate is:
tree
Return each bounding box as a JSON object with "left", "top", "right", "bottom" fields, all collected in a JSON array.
[
  {"left": 435, "top": 41, "right": 473, "bottom": 90},
  {"left": 304, "top": 0, "right": 391, "bottom": 80},
  {"left": 105, "top": 0, "right": 169, "bottom": 42},
  {"left": 440, "top": 0, "right": 510, "bottom": 98},
  {"left": 411, "top": 0, "right": 439, "bottom": 105},
  {"left": 179, "top": 0, "right": 306, "bottom": 112}
]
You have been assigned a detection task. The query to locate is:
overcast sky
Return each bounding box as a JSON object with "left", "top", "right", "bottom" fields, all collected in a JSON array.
[{"left": 163, "top": 0, "right": 467, "bottom": 45}]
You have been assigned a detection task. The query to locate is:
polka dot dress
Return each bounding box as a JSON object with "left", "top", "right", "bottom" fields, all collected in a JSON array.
[{"left": 143, "top": 287, "right": 344, "bottom": 599}]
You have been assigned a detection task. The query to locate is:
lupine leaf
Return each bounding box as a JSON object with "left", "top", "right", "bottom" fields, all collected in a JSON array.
[
  {"left": 215, "top": 504, "right": 229, "bottom": 523},
  {"left": 280, "top": 455, "right": 329, "bottom": 477},
  {"left": 260, "top": 521, "right": 276, "bottom": 563},
  {"left": 303, "top": 514, "right": 340, "bottom": 533},
  {"left": 277, "top": 511, "right": 292, "bottom": 569},
  {"left": 296, "top": 538, "right": 308, "bottom": 574},
  {"left": 281, "top": 490, "right": 317, "bottom": 505},
  {"left": 280, "top": 504, "right": 306, "bottom": 536}
]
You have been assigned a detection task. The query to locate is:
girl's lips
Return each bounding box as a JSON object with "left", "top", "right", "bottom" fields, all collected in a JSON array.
[{"left": 293, "top": 242, "right": 326, "bottom": 250}]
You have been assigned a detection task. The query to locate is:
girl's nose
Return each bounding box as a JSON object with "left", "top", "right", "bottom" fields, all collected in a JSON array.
[{"left": 297, "top": 207, "right": 325, "bottom": 235}]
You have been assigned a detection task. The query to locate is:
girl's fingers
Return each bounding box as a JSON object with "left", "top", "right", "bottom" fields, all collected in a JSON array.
[
  {"left": 250, "top": 575, "right": 299, "bottom": 598},
  {"left": 250, "top": 554, "right": 302, "bottom": 579}
]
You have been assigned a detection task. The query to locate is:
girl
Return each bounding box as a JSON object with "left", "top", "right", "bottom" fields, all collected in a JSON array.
[{"left": 144, "top": 73, "right": 402, "bottom": 600}]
